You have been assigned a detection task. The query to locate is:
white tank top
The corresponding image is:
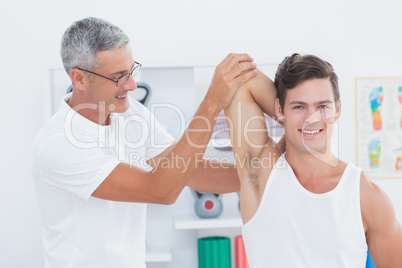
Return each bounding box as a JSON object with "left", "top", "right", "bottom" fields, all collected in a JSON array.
[{"left": 242, "top": 154, "right": 368, "bottom": 268}]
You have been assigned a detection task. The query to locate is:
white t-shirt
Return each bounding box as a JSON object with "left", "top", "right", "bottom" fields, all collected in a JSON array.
[
  {"left": 242, "top": 154, "right": 368, "bottom": 268},
  {"left": 33, "top": 94, "right": 174, "bottom": 268}
]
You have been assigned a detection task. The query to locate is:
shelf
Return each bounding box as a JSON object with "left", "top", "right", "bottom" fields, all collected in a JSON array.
[
  {"left": 175, "top": 215, "right": 242, "bottom": 230},
  {"left": 145, "top": 248, "right": 172, "bottom": 263}
]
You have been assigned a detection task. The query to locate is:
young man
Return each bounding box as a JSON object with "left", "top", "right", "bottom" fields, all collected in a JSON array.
[
  {"left": 225, "top": 53, "right": 402, "bottom": 267},
  {"left": 33, "top": 17, "right": 257, "bottom": 267}
]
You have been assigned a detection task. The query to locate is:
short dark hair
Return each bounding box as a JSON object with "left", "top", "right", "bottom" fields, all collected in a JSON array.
[{"left": 274, "top": 53, "right": 339, "bottom": 113}]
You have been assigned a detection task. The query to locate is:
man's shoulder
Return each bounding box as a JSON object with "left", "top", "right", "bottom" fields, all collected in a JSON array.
[
  {"left": 359, "top": 171, "right": 378, "bottom": 196},
  {"left": 33, "top": 112, "right": 96, "bottom": 159},
  {"left": 34, "top": 113, "right": 66, "bottom": 147},
  {"left": 359, "top": 171, "right": 397, "bottom": 230}
]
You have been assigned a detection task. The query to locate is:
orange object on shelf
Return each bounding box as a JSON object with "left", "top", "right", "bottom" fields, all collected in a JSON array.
[{"left": 235, "top": 235, "right": 249, "bottom": 268}]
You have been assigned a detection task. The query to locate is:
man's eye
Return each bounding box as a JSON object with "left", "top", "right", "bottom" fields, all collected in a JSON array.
[
  {"left": 318, "top": 105, "right": 328, "bottom": 109},
  {"left": 114, "top": 74, "right": 126, "bottom": 81},
  {"left": 120, "top": 73, "right": 130, "bottom": 79},
  {"left": 293, "top": 106, "right": 303, "bottom": 109}
]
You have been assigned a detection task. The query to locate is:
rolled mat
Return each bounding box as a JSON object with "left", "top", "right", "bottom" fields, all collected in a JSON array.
[
  {"left": 198, "top": 236, "right": 231, "bottom": 268},
  {"left": 235, "top": 235, "right": 249, "bottom": 268}
]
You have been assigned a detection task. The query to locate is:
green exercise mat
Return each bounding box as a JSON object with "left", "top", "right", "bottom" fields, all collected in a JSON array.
[{"left": 198, "top": 236, "right": 231, "bottom": 268}]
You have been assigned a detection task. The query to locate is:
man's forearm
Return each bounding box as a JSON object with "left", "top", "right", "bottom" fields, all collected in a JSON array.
[{"left": 148, "top": 100, "right": 220, "bottom": 201}]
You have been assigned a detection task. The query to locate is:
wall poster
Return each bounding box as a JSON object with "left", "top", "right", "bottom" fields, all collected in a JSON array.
[{"left": 355, "top": 77, "right": 402, "bottom": 179}]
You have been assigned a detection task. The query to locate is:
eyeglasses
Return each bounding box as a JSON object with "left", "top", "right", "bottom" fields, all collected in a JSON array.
[{"left": 78, "top": 61, "right": 142, "bottom": 87}]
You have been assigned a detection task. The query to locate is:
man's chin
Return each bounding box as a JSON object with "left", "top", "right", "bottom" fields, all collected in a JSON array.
[{"left": 113, "top": 102, "right": 130, "bottom": 114}]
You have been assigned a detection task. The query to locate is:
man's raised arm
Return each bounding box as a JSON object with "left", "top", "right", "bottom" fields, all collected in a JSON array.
[{"left": 224, "top": 70, "right": 281, "bottom": 222}]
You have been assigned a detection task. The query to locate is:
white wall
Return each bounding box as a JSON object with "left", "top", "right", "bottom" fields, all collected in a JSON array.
[{"left": 1, "top": 0, "right": 402, "bottom": 267}]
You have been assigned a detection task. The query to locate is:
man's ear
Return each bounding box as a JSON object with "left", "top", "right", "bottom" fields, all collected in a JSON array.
[
  {"left": 70, "top": 69, "right": 89, "bottom": 91},
  {"left": 275, "top": 98, "right": 285, "bottom": 122}
]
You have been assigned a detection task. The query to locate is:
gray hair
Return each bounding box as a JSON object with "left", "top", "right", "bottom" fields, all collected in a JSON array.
[{"left": 60, "top": 17, "right": 130, "bottom": 76}]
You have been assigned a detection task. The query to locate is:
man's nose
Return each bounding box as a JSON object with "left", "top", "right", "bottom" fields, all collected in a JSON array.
[
  {"left": 122, "top": 75, "right": 137, "bottom": 91},
  {"left": 304, "top": 109, "right": 322, "bottom": 126}
]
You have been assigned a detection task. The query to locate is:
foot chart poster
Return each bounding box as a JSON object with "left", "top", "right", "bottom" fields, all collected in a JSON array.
[{"left": 356, "top": 77, "right": 402, "bottom": 179}]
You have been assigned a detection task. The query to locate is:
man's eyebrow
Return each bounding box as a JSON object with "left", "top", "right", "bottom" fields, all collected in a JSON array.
[
  {"left": 108, "top": 63, "right": 135, "bottom": 76},
  {"left": 288, "top": 100, "right": 334, "bottom": 105},
  {"left": 289, "top": 101, "right": 307, "bottom": 105},
  {"left": 316, "top": 100, "right": 334, "bottom": 105}
]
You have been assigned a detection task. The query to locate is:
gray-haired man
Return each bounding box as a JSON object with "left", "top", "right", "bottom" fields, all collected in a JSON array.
[{"left": 33, "top": 17, "right": 257, "bottom": 267}]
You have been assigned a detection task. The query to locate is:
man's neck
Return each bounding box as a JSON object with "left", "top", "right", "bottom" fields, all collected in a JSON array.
[
  {"left": 285, "top": 145, "right": 346, "bottom": 190},
  {"left": 67, "top": 95, "right": 110, "bottom": 126}
]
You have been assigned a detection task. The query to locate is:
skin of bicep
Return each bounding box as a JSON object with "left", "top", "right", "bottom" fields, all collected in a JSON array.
[{"left": 361, "top": 174, "right": 402, "bottom": 266}]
